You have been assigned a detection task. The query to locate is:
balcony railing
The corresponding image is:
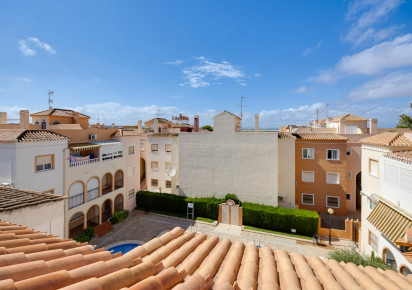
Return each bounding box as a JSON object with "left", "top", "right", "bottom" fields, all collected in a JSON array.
[
  {"left": 102, "top": 184, "right": 113, "bottom": 195},
  {"left": 70, "top": 158, "right": 100, "bottom": 168},
  {"left": 69, "top": 192, "right": 84, "bottom": 209},
  {"left": 87, "top": 188, "right": 99, "bottom": 202}
]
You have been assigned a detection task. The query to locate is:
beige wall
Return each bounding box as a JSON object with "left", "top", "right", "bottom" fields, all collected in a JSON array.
[
  {"left": 0, "top": 200, "right": 65, "bottom": 238},
  {"left": 178, "top": 112, "right": 279, "bottom": 206},
  {"left": 52, "top": 128, "right": 118, "bottom": 143},
  {"left": 147, "top": 136, "right": 173, "bottom": 193},
  {"left": 278, "top": 139, "right": 295, "bottom": 207}
]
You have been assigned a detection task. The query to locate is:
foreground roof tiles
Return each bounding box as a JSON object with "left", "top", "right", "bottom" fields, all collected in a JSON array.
[
  {"left": 1, "top": 224, "right": 411, "bottom": 289},
  {"left": 361, "top": 132, "right": 412, "bottom": 147},
  {"left": 0, "top": 129, "right": 68, "bottom": 143},
  {"left": 30, "top": 108, "right": 90, "bottom": 118},
  {"left": 293, "top": 133, "right": 348, "bottom": 141},
  {"left": 385, "top": 150, "right": 412, "bottom": 163},
  {"left": 0, "top": 186, "right": 66, "bottom": 211}
]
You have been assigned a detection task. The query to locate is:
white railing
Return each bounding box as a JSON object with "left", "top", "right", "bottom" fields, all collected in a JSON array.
[
  {"left": 87, "top": 188, "right": 99, "bottom": 202},
  {"left": 70, "top": 158, "right": 100, "bottom": 167},
  {"left": 69, "top": 192, "right": 84, "bottom": 209}
]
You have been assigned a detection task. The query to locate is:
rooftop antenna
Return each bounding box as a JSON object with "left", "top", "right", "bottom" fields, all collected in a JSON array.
[
  {"left": 326, "top": 104, "right": 329, "bottom": 119},
  {"left": 97, "top": 112, "right": 100, "bottom": 123},
  {"left": 237, "top": 96, "right": 246, "bottom": 128},
  {"left": 48, "top": 90, "right": 54, "bottom": 109},
  {"left": 156, "top": 109, "right": 161, "bottom": 118},
  {"left": 316, "top": 108, "right": 319, "bottom": 123}
]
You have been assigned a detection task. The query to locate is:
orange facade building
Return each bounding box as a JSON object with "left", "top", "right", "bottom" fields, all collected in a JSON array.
[{"left": 294, "top": 133, "right": 348, "bottom": 215}]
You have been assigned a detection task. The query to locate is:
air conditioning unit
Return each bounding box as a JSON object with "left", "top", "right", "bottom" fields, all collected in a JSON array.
[
  {"left": 278, "top": 194, "right": 286, "bottom": 202},
  {"left": 89, "top": 134, "right": 97, "bottom": 140}
]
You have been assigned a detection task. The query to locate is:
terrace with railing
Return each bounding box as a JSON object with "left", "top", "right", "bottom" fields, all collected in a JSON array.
[{"left": 68, "top": 141, "right": 123, "bottom": 168}]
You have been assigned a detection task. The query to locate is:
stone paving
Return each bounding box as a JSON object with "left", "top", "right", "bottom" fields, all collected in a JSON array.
[{"left": 91, "top": 210, "right": 355, "bottom": 258}]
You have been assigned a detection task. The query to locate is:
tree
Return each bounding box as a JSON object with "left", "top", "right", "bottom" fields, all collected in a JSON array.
[
  {"left": 201, "top": 125, "right": 213, "bottom": 131},
  {"left": 396, "top": 103, "right": 412, "bottom": 129}
]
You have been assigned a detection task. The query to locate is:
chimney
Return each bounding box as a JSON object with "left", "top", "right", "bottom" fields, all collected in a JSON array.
[
  {"left": 194, "top": 115, "right": 199, "bottom": 132},
  {"left": 154, "top": 118, "right": 159, "bottom": 133},
  {"left": 19, "top": 110, "right": 29, "bottom": 130},
  {"left": 74, "top": 112, "right": 80, "bottom": 124},
  {"left": 0, "top": 112, "right": 6, "bottom": 125},
  {"left": 254, "top": 114, "right": 259, "bottom": 132},
  {"left": 138, "top": 120, "right": 143, "bottom": 133},
  {"left": 370, "top": 118, "right": 378, "bottom": 135},
  {"left": 339, "top": 118, "right": 346, "bottom": 134}
]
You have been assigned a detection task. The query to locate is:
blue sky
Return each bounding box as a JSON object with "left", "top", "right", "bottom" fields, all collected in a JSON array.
[{"left": 1, "top": 0, "right": 412, "bottom": 128}]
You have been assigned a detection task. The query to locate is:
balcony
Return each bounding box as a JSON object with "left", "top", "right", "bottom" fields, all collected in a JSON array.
[
  {"left": 69, "top": 143, "right": 101, "bottom": 168},
  {"left": 70, "top": 158, "right": 100, "bottom": 167},
  {"left": 69, "top": 192, "right": 84, "bottom": 209}
]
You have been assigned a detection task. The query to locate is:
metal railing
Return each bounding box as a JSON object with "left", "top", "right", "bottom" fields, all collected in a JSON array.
[
  {"left": 115, "top": 178, "right": 123, "bottom": 189},
  {"left": 87, "top": 188, "right": 99, "bottom": 202},
  {"left": 319, "top": 213, "right": 346, "bottom": 230},
  {"left": 70, "top": 158, "right": 100, "bottom": 167},
  {"left": 69, "top": 192, "right": 84, "bottom": 209},
  {"left": 87, "top": 216, "right": 99, "bottom": 227}
]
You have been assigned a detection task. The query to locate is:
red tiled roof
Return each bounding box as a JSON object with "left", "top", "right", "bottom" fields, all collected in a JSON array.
[
  {"left": 0, "top": 225, "right": 411, "bottom": 289},
  {"left": 361, "top": 132, "right": 412, "bottom": 147},
  {"left": 0, "top": 130, "right": 69, "bottom": 143},
  {"left": 331, "top": 114, "right": 368, "bottom": 122},
  {"left": 30, "top": 109, "right": 90, "bottom": 118},
  {"left": 385, "top": 150, "right": 412, "bottom": 163},
  {"left": 293, "top": 133, "right": 348, "bottom": 141}
]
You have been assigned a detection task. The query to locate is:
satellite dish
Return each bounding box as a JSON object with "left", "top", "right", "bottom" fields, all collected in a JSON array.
[{"left": 168, "top": 166, "right": 176, "bottom": 177}]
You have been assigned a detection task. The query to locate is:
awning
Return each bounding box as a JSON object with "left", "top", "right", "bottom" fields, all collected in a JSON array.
[
  {"left": 69, "top": 143, "right": 101, "bottom": 152},
  {"left": 367, "top": 201, "right": 412, "bottom": 243}
]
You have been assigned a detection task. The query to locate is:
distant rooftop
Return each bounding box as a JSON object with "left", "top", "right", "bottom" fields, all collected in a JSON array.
[
  {"left": 0, "top": 186, "right": 66, "bottom": 211},
  {"left": 331, "top": 114, "right": 368, "bottom": 122},
  {"left": 293, "top": 133, "right": 348, "bottom": 141},
  {"left": 0, "top": 129, "right": 69, "bottom": 143},
  {"left": 31, "top": 108, "right": 90, "bottom": 118}
]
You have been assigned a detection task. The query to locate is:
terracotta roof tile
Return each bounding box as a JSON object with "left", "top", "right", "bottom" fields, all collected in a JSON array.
[
  {"left": 0, "top": 186, "right": 66, "bottom": 212},
  {"left": 278, "top": 132, "right": 296, "bottom": 140},
  {"left": 30, "top": 109, "right": 89, "bottom": 118},
  {"left": 0, "top": 129, "right": 68, "bottom": 143},
  {"left": 331, "top": 114, "right": 368, "bottom": 122},
  {"left": 385, "top": 150, "right": 412, "bottom": 163},
  {"left": 0, "top": 223, "right": 411, "bottom": 289},
  {"left": 361, "top": 132, "right": 412, "bottom": 147},
  {"left": 293, "top": 133, "right": 348, "bottom": 141}
]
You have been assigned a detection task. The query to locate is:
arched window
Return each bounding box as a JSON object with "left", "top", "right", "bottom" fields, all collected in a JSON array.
[
  {"left": 102, "top": 173, "right": 113, "bottom": 195},
  {"left": 401, "top": 266, "right": 411, "bottom": 276},
  {"left": 69, "top": 182, "right": 84, "bottom": 209},
  {"left": 114, "top": 194, "right": 124, "bottom": 211},
  {"left": 87, "top": 177, "right": 100, "bottom": 201},
  {"left": 87, "top": 205, "right": 100, "bottom": 227},
  {"left": 115, "top": 170, "right": 124, "bottom": 189},
  {"left": 69, "top": 212, "right": 84, "bottom": 238}
]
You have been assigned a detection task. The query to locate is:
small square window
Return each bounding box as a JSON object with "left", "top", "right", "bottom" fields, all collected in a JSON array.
[
  {"left": 326, "top": 196, "right": 339, "bottom": 208},
  {"left": 165, "top": 144, "right": 172, "bottom": 153},
  {"left": 166, "top": 180, "right": 172, "bottom": 188},
  {"left": 151, "top": 179, "right": 158, "bottom": 187},
  {"left": 140, "top": 143, "right": 144, "bottom": 150},
  {"left": 302, "top": 148, "right": 314, "bottom": 159},
  {"left": 302, "top": 171, "right": 314, "bottom": 183},
  {"left": 302, "top": 194, "right": 314, "bottom": 205},
  {"left": 128, "top": 145, "right": 135, "bottom": 155},
  {"left": 151, "top": 161, "right": 159, "bottom": 170},
  {"left": 35, "top": 154, "right": 54, "bottom": 173},
  {"left": 165, "top": 162, "right": 172, "bottom": 171},
  {"left": 346, "top": 193, "right": 351, "bottom": 200},
  {"left": 326, "top": 172, "right": 340, "bottom": 184},
  {"left": 369, "top": 159, "right": 379, "bottom": 177},
  {"left": 327, "top": 149, "right": 340, "bottom": 160},
  {"left": 151, "top": 144, "right": 158, "bottom": 152},
  {"left": 129, "top": 188, "right": 135, "bottom": 199},
  {"left": 347, "top": 148, "right": 352, "bottom": 156}
]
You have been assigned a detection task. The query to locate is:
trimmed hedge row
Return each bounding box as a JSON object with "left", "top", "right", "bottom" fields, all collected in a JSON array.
[{"left": 136, "top": 191, "right": 319, "bottom": 236}]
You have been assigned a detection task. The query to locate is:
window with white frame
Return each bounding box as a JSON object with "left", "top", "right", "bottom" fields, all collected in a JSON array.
[
  {"left": 128, "top": 188, "right": 135, "bottom": 199},
  {"left": 35, "top": 154, "right": 54, "bottom": 172},
  {"left": 302, "top": 193, "right": 314, "bottom": 205},
  {"left": 347, "top": 148, "right": 352, "bottom": 156},
  {"left": 151, "top": 161, "right": 159, "bottom": 170},
  {"left": 302, "top": 148, "right": 314, "bottom": 159},
  {"left": 369, "top": 159, "right": 379, "bottom": 177},
  {"left": 165, "top": 144, "right": 172, "bottom": 153},
  {"left": 369, "top": 231, "right": 378, "bottom": 251},
  {"left": 140, "top": 143, "right": 144, "bottom": 150},
  {"left": 327, "top": 149, "right": 340, "bottom": 160},
  {"left": 128, "top": 166, "right": 135, "bottom": 177},
  {"left": 326, "top": 172, "right": 340, "bottom": 184},
  {"left": 151, "top": 144, "right": 158, "bottom": 152},
  {"left": 128, "top": 145, "right": 135, "bottom": 155},
  {"left": 302, "top": 171, "right": 314, "bottom": 183},
  {"left": 326, "top": 196, "right": 339, "bottom": 208}
]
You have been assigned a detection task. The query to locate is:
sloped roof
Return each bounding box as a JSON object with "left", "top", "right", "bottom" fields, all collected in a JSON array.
[
  {"left": 0, "top": 186, "right": 66, "bottom": 211},
  {"left": 378, "top": 128, "right": 412, "bottom": 133},
  {"left": 278, "top": 132, "right": 296, "bottom": 140},
  {"left": 0, "top": 130, "right": 68, "bottom": 143},
  {"left": 0, "top": 226, "right": 410, "bottom": 289},
  {"left": 213, "top": 110, "right": 241, "bottom": 120},
  {"left": 385, "top": 150, "right": 412, "bottom": 163},
  {"left": 144, "top": 118, "right": 171, "bottom": 125},
  {"left": 361, "top": 132, "right": 412, "bottom": 147},
  {"left": 31, "top": 109, "right": 90, "bottom": 118},
  {"left": 331, "top": 114, "right": 368, "bottom": 122},
  {"left": 293, "top": 133, "right": 348, "bottom": 141}
]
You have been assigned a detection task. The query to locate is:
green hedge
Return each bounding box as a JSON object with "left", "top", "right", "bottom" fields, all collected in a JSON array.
[
  {"left": 74, "top": 227, "right": 95, "bottom": 243},
  {"left": 110, "top": 210, "right": 129, "bottom": 225},
  {"left": 136, "top": 191, "right": 319, "bottom": 236}
]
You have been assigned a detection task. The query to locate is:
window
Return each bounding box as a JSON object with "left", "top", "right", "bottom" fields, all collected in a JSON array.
[
  {"left": 151, "top": 144, "right": 158, "bottom": 152},
  {"left": 369, "top": 231, "right": 378, "bottom": 251},
  {"left": 128, "top": 145, "right": 135, "bottom": 155},
  {"left": 166, "top": 180, "right": 172, "bottom": 188},
  {"left": 302, "top": 171, "right": 314, "bottom": 183},
  {"left": 326, "top": 196, "right": 339, "bottom": 208},
  {"left": 347, "top": 170, "right": 352, "bottom": 179},
  {"left": 326, "top": 172, "right": 340, "bottom": 184},
  {"left": 369, "top": 159, "right": 379, "bottom": 177},
  {"left": 302, "top": 193, "right": 314, "bottom": 205},
  {"left": 327, "top": 149, "right": 340, "bottom": 160},
  {"left": 151, "top": 179, "right": 158, "bottom": 187},
  {"left": 140, "top": 143, "right": 144, "bottom": 150},
  {"left": 35, "top": 154, "right": 54, "bottom": 172},
  {"left": 346, "top": 193, "right": 351, "bottom": 200},
  {"left": 302, "top": 148, "right": 314, "bottom": 159},
  {"left": 165, "top": 162, "right": 172, "bottom": 171},
  {"left": 128, "top": 188, "right": 135, "bottom": 199},
  {"left": 165, "top": 144, "right": 172, "bottom": 153},
  {"left": 151, "top": 161, "right": 159, "bottom": 170},
  {"left": 128, "top": 166, "right": 135, "bottom": 177},
  {"left": 347, "top": 148, "right": 352, "bottom": 156}
]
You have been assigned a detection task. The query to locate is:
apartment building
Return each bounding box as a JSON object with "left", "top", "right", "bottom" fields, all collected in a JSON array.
[
  {"left": 360, "top": 132, "right": 412, "bottom": 274},
  {"left": 30, "top": 108, "right": 90, "bottom": 129},
  {"left": 294, "top": 133, "right": 349, "bottom": 215}
]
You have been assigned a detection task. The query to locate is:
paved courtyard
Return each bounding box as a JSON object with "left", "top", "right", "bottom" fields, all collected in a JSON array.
[{"left": 91, "top": 210, "right": 355, "bottom": 258}]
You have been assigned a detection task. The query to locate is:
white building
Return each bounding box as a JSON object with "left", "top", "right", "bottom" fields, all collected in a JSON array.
[{"left": 360, "top": 132, "right": 412, "bottom": 275}]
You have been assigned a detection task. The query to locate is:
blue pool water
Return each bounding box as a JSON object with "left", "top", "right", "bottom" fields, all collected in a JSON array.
[{"left": 108, "top": 243, "right": 140, "bottom": 254}]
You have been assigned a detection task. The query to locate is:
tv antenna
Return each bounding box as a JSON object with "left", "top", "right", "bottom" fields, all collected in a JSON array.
[
  {"left": 237, "top": 96, "right": 246, "bottom": 128},
  {"left": 48, "top": 90, "right": 54, "bottom": 109},
  {"left": 326, "top": 104, "right": 329, "bottom": 119},
  {"left": 156, "top": 109, "right": 161, "bottom": 118}
]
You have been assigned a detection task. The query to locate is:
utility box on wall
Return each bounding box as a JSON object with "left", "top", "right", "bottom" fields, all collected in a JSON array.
[{"left": 218, "top": 199, "right": 243, "bottom": 226}]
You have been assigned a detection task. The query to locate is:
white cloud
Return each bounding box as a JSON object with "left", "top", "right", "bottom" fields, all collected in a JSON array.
[
  {"left": 302, "top": 40, "right": 322, "bottom": 56},
  {"left": 180, "top": 57, "right": 247, "bottom": 88},
  {"left": 294, "top": 86, "right": 308, "bottom": 93},
  {"left": 15, "top": 77, "right": 34, "bottom": 84},
  {"left": 163, "top": 60, "right": 183, "bottom": 65},
  {"left": 28, "top": 37, "right": 56, "bottom": 54},
  {"left": 169, "top": 95, "right": 184, "bottom": 99},
  {"left": 344, "top": 0, "right": 403, "bottom": 45},
  {"left": 0, "top": 106, "right": 27, "bottom": 120},
  {"left": 18, "top": 40, "right": 36, "bottom": 56},
  {"left": 92, "top": 78, "right": 102, "bottom": 82},
  {"left": 348, "top": 72, "right": 412, "bottom": 100},
  {"left": 307, "top": 71, "right": 338, "bottom": 84},
  {"left": 337, "top": 34, "right": 412, "bottom": 75},
  {"left": 303, "top": 47, "right": 311, "bottom": 56}
]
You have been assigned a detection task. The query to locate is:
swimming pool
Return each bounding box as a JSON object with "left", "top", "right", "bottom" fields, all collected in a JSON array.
[{"left": 107, "top": 243, "right": 140, "bottom": 254}]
